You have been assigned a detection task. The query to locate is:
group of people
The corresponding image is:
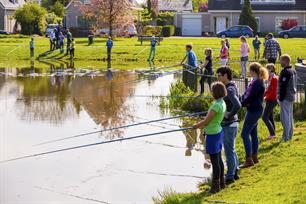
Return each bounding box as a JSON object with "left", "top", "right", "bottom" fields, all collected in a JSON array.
[
  {"left": 49, "top": 27, "right": 75, "bottom": 58},
  {"left": 190, "top": 45, "right": 296, "bottom": 193}
]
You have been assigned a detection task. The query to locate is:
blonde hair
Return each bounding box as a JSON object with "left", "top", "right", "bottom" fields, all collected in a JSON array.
[
  {"left": 250, "top": 62, "right": 269, "bottom": 80},
  {"left": 205, "top": 48, "right": 212, "bottom": 57},
  {"left": 266, "top": 63, "right": 276, "bottom": 73}
]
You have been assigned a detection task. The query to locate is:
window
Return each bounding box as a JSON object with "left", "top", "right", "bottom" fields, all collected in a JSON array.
[
  {"left": 241, "top": 0, "right": 295, "bottom": 4},
  {"left": 275, "top": 17, "right": 298, "bottom": 31},
  {"left": 84, "top": 0, "right": 91, "bottom": 5},
  {"left": 292, "top": 26, "right": 300, "bottom": 31},
  {"left": 229, "top": 27, "right": 239, "bottom": 31},
  {"left": 302, "top": 26, "right": 306, "bottom": 32}
]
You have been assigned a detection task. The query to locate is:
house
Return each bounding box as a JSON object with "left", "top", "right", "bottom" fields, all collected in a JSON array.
[
  {"left": 158, "top": 0, "right": 193, "bottom": 12},
  {"left": 0, "top": 0, "right": 25, "bottom": 32},
  {"left": 209, "top": 0, "right": 306, "bottom": 33}
]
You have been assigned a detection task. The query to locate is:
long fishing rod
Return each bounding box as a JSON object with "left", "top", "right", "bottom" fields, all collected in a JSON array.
[
  {"left": 35, "top": 111, "right": 207, "bottom": 146},
  {"left": 129, "top": 95, "right": 213, "bottom": 99},
  {"left": 1, "top": 127, "right": 193, "bottom": 164}
]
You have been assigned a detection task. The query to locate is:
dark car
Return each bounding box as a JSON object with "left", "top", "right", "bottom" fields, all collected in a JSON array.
[
  {"left": 279, "top": 25, "right": 306, "bottom": 39},
  {"left": 217, "top": 25, "right": 254, "bottom": 38},
  {"left": 0, "top": 30, "right": 10, "bottom": 35}
]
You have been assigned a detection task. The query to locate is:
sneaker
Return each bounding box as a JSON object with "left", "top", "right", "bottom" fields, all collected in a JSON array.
[
  {"left": 268, "top": 135, "right": 275, "bottom": 140},
  {"left": 225, "top": 178, "right": 235, "bottom": 185}
]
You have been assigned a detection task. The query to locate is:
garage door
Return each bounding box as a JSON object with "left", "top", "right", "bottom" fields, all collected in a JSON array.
[{"left": 182, "top": 16, "right": 202, "bottom": 36}]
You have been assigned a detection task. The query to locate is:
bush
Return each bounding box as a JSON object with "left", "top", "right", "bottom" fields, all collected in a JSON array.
[
  {"left": 69, "top": 27, "right": 90, "bottom": 37},
  {"left": 143, "top": 26, "right": 162, "bottom": 36},
  {"left": 162, "top": 25, "right": 175, "bottom": 37},
  {"left": 281, "top": 19, "right": 298, "bottom": 30},
  {"left": 45, "top": 12, "right": 62, "bottom": 24},
  {"left": 156, "top": 12, "right": 174, "bottom": 26}
]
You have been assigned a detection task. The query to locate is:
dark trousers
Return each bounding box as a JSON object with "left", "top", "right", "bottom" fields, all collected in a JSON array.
[
  {"left": 50, "top": 40, "right": 55, "bottom": 51},
  {"left": 200, "top": 70, "right": 213, "bottom": 94},
  {"left": 60, "top": 42, "right": 64, "bottom": 53},
  {"left": 262, "top": 100, "right": 278, "bottom": 136},
  {"left": 268, "top": 58, "right": 276, "bottom": 64},
  {"left": 66, "top": 42, "right": 71, "bottom": 54},
  {"left": 70, "top": 48, "right": 75, "bottom": 58},
  {"left": 30, "top": 48, "right": 34, "bottom": 58},
  {"left": 107, "top": 47, "right": 112, "bottom": 60},
  {"left": 210, "top": 152, "right": 224, "bottom": 181}
]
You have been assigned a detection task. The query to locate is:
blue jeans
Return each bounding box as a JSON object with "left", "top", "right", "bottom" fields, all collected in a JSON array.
[
  {"left": 223, "top": 125, "right": 239, "bottom": 180},
  {"left": 241, "top": 110, "right": 263, "bottom": 157}
]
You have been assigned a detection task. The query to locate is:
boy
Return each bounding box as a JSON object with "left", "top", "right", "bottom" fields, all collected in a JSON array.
[
  {"left": 148, "top": 35, "right": 158, "bottom": 61},
  {"left": 29, "top": 37, "right": 34, "bottom": 58},
  {"left": 252, "top": 35, "right": 261, "bottom": 60},
  {"left": 106, "top": 36, "right": 113, "bottom": 60},
  {"left": 70, "top": 39, "right": 75, "bottom": 59},
  {"left": 181, "top": 44, "right": 198, "bottom": 91},
  {"left": 66, "top": 29, "right": 72, "bottom": 55}
]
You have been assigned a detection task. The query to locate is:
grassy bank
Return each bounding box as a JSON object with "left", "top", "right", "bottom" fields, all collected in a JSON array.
[
  {"left": 153, "top": 120, "right": 306, "bottom": 204},
  {"left": 0, "top": 36, "right": 305, "bottom": 71}
]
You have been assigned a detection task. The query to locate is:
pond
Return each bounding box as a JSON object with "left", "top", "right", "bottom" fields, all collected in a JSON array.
[{"left": 0, "top": 63, "right": 210, "bottom": 204}]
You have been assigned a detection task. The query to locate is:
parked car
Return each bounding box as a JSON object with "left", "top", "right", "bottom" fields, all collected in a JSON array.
[
  {"left": 217, "top": 25, "right": 254, "bottom": 38},
  {"left": 95, "top": 24, "right": 138, "bottom": 37},
  {"left": 279, "top": 25, "right": 306, "bottom": 38},
  {"left": 0, "top": 30, "right": 10, "bottom": 35}
]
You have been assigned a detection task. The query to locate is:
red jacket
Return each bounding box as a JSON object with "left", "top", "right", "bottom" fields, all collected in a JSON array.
[{"left": 264, "top": 74, "right": 278, "bottom": 101}]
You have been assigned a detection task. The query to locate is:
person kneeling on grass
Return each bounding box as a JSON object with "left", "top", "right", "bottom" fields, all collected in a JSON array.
[{"left": 193, "top": 82, "right": 227, "bottom": 193}]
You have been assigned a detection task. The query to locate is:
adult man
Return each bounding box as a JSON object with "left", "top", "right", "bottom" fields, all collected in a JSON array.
[
  {"left": 217, "top": 66, "right": 241, "bottom": 184},
  {"left": 148, "top": 35, "right": 158, "bottom": 61},
  {"left": 66, "top": 29, "right": 72, "bottom": 55},
  {"left": 106, "top": 36, "right": 113, "bottom": 60},
  {"left": 263, "top": 33, "right": 282, "bottom": 64},
  {"left": 278, "top": 54, "right": 297, "bottom": 142},
  {"left": 180, "top": 44, "right": 198, "bottom": 91}
]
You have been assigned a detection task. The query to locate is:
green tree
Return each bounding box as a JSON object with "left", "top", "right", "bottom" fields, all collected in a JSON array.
[
  {"left": 14, "top": 3, "right": 47, "bottom": 35},
  {"left": 239, "top": 0, "right": 257, "bottom": 33},
  {"left": 50, "top": 1, "right": 65, "bottom": 18},
  {"left": 45, "top": 12, "right": 63, "bottom": 24}
]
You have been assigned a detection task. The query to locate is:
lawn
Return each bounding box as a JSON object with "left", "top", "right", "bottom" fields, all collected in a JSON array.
[
  {"left": 153, "top": 120, "right": 306, "bottom": 204},
  {"left": 0, "top": 35, "right": 306, "bottom": 73}
]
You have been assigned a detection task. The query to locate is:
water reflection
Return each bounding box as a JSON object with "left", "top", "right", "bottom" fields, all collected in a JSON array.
[{"left": 0, "top": 61, "right": 137, "bottom": 139}]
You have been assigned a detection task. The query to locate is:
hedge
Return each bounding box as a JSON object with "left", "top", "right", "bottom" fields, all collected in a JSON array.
[
  {"left": 143, "top": 26, "right": 162, "bottom": 36},
  {"left": 162, "top": 25, "right": 175, "bottom": 37}
]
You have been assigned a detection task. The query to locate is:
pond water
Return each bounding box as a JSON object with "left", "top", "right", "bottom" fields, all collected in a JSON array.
[{"left": 0, "top": 64, "right": 210, "bottom": 204}]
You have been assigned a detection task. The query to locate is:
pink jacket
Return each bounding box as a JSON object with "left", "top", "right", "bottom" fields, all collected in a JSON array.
[{"left": 240, "top": 43, "right": 250, "bottom": 57}]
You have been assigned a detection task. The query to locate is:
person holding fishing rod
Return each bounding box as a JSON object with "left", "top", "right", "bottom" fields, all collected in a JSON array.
[
  {"left": 192, "top": 82, "right": 227, "bottom": 193},
  {"left": 147, "top": 35, "right": 159, "bottom": 61},
  {"left": 181, "top": 43, "right": 198, "bottom": 91}
]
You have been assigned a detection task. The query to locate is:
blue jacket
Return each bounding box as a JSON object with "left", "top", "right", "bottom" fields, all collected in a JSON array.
[
  {"left": 187, "top": 50, "right": 197, "bottom": 67},
  {"left": 242, "top": 78, "right": 265, "bottom": 112},
  {"left": 106, "top": 40, "right": 113, "bottom": 48}
]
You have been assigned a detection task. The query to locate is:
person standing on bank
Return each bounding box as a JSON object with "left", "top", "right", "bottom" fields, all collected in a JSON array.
[
  {"left": 148, "top": 35, "right": 158, "bottom": 61},
  {"left": 29, "top": 37, "right": 34, "bottom": 59},
  {"left": 219, "top": 40, "right": 229, "bottom": 66},
  {"left": 240, "top": 63, "right": 269, "bottom": 168},
  {"left": 216, "top": 67, "right": 241, "bottom": 184},
  {"left": 240, "top": 36, "right": 250, "bottom": 78},
  {"left": 193, "top": 82, "right": 227, "bottom": 193},
  {"left": 278, "top": 54, "right": 297, "bottom": 142},
  {"left": 262, "top": 64, "right": 278, "bottom": 140},
  {"left": 106, "top": 36, "right": 113, "bottom": 60},
  {"left": 66, "top": 29, "right": 72, "bottom": 55},
  {"left": 200, "top": 48, "right": 213, "bottom": 94},
  {"left": 59, "top": 32, "right": 65, "bottom": 54},
  {"left": 70, "top": 39, "right": 75, "bottom": 59},
  {"left": 252, "top": 35, "right": 261, "bottom": 61},
  {"left": 263, "top": 33, "right": 282, "bottom": 64}
]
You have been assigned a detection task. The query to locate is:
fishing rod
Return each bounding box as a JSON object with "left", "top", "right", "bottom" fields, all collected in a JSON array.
[
  {"left": 128, "top": 94, "right": 213, "bottom": 99},
  {"left": 35, "top": 111, "right": 207, "bottom": 146},
  {"left": 1, "top": 127, "right": 194, "bottom": 164}
]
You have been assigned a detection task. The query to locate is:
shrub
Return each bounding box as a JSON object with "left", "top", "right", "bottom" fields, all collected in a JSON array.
[
  {"left": 281, "top": 19, "right": 298, "bottom": 30},
  {"left": 156, "top": 12, "right": 174, "bottom": 26},
  {"left": 69, "top": 27, "right": 90, "bottom": 37},
  {"left": 162, "top": 25, "right": 175, "bottom": 37},
  {"left": 143, "top": 26, "right": 162, "bottom": 36},
  {"left": 238, "top": 0, "right": 257, "bottom": 33},
  {"left": 45, "top": 12, "right": 62, "bottom": 24}
]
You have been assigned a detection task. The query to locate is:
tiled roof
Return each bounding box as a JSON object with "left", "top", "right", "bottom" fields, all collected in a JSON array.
[
  {"left": 158, "top": 0, "right": 193, "bottom": 11},
  {"left": 0, "top": 0, "right": 25, "bottom": 9}
]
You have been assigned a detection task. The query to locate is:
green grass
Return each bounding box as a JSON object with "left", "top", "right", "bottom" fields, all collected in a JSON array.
[
  {"left": 153, "top": 121, "right": 306, "bottom": 204},
  {"left": 0, "top": 35, "right": 305, "bottom": 73}
]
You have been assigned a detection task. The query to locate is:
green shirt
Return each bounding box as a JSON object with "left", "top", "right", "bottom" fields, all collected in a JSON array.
[{"left": 204, "top": 99, "right": 226, "bottom": 135}]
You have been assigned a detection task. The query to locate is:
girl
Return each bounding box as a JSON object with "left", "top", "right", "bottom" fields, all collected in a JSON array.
[
  {"left": 240, "top": 36, "right": 250, "bottom": 78},
  {"left": 262, "top": 64, "right": 278, "bottom": 140},
  {"left": 219, "top": 40, "right": 229, "bottom": 66},
  {"left": 200, "top": 48, "right": 213, "bottom": 94},
  {"left": 240, "top": 63, "right": 269, "bottom": 168},
  {"left": 193, "top": 82, "right": 227, "bottom": 193},
  {"left": 70, "top": 39, "right": 75, "bottom": 59}
]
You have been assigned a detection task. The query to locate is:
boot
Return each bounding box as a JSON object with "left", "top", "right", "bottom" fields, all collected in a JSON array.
[
  {"left": 239, "top": 157, "right": 254, "bottom": 169},
  {"left": 220, "top": 176, "right": 226, "bottom": 189},
  {"left": 252, "top": 154, "right": 259, "bottom": 164},
  {"left": 234, "top": 169, "right": 240, "bottom": 180},
  {"left": 209, "top": 179, "right": 220, "bottom": 194}
]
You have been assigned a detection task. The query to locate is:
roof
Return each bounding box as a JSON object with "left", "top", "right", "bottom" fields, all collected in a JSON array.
[
  {"left": 208, "top": 0, "right": 306, "bottom": 11},
  {"left": 158, "top": 0, "right": 193, "bottom": 12},
  {"left": 0, "top": 0, "right": 25, "bottom": 9}
]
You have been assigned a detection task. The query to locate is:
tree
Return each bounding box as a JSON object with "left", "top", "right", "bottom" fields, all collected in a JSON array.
[
  {"left": 50, "top": 1, "right": 65, "bottom": 18},
  {"left": 81, "top": 0, "right": 133, "bottom": 36},
  {"left": 14, "top": 3, "right": 47, "bottom": 35},
  {"left": 238, "top": 0, "right": 257, "bottom": 33}
]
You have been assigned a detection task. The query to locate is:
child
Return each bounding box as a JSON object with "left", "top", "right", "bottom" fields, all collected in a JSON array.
[
  {"left": 106, "top": 36, "right": 113, "bottom": 60},
  {"left": 225, "top": 38, "right": 230, "bottom": 58},
  {"left": 252, "top": 35, "right": 261, "bottom": 61},
  {"left": 193, "top": 82, "right": 227, "bottom": 193},
  {"left": 262, "top": 64, "right": 278, "bottom": 140},
  {"left": 200, "top": 48, "right": 213, "bottom": 94},
  {"left": 29, "top": 37, "right": 34, "bottom": 58},
  {"left": 59, "top": 32, "right": 65, "bottom": 54},
  {"left": 148, "top": 35, "right": 158, "bottom": 61},
  {"left": 219, "top": 40, "right": 229, "bottom": 66},
  {"left": 240, "top": 36, "right": 250, "bottom": 78},
  {"left": 70, "top": 39, "right": 75, "bottom": 59}
]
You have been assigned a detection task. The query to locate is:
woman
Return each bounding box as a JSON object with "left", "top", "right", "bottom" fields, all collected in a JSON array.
[
  {"left": 240, "top": 62, "right": 269, "bottom": 168},
  {"left": 262, "top": 64, "right": 278, "bottom": 140},
  {"left": 193, "top": 82, "right": 227, "bottom": 193},
  {"left": 219, "top": 40, "right": 229, "bottom": 66},
  {"left": 240, "top": 36, "right": 250, "bottom": 78},
  {"left": 200, "top": 48, "right": 213, "bottom": 94}
]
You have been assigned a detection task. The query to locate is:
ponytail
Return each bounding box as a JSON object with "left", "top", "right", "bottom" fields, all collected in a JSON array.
[{"left": 250, "top": 62, "right": 269, "bottom": 80}]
